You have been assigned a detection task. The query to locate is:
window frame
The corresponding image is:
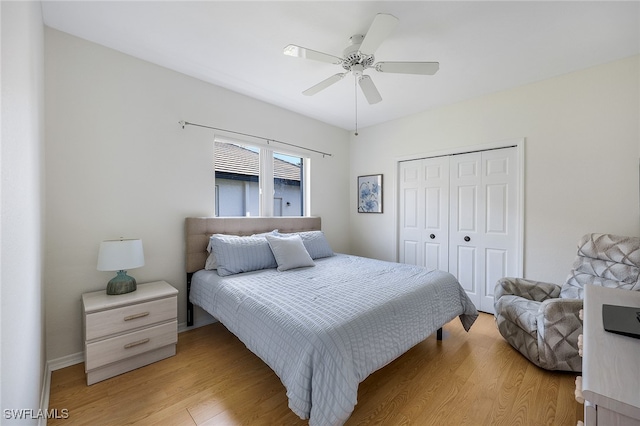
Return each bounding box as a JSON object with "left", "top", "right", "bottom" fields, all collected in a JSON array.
[{"left": 214, "top": 136, "right": 309, "bottom": 217}]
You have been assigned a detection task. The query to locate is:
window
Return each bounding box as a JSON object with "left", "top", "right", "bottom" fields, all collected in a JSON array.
[
  {"left": 273, "top": 151, "right": 304, "bottom": 216},
  {"left": 214, "top": 140, "right": 306, "bottom": 217}
]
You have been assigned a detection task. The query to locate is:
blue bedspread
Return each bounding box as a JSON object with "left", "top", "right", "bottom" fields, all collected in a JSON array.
[{"left": 190, "top": 254, "right": 478, "bottom": 425}]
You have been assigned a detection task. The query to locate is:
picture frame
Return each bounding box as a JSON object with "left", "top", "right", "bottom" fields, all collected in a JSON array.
[{"left": 357, "top": 174, "right": 383, "bottom": 213}]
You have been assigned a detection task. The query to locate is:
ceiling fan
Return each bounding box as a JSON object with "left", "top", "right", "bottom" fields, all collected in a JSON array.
[{"left": 283, "top": 13, "right": 439, "bottom": 105}]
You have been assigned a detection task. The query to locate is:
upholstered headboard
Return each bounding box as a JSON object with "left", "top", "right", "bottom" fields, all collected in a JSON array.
[
  {"left": 185, "top": 216, "right": 322, "bottom": 273},
  {"left": 184, "top": 216, "right": 322, "bottom": 326}
]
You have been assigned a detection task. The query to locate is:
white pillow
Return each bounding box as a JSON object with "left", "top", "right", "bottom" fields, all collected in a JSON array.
[{"left": 265, "top": 234, "right": 315, "bottom": 272}]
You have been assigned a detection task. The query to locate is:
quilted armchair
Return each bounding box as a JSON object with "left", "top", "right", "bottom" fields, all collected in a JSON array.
[{"left": 494, "top": 233, "right": 640, "bottom": 372}]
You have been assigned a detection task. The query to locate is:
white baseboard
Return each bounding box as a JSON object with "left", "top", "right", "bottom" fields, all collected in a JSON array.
[
  {"left": 48, "top": 352, "right": 84, "bottom": 372},
  {"left": 39, "top": 352, "right": 83, "bottom": 426},
  {"left": 39, "top": 362, "right": 51, "bottom": 426}
]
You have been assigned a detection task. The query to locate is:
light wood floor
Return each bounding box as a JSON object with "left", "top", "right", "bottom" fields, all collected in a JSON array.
[{"left": 48, "top": 313, "right": 582, "bottom": 425}]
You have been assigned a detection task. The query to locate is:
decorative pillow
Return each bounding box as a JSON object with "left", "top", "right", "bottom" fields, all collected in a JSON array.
[
  {"left": 209, "top": 234, "right": 277, "bottom": 276},
  {"left": 265, "top": 234, "right": 315, "bottom": 272},
  {"left": 279, "top": 230, "right": 334, "bottom": 259},
  {"left": 204, "top": 230, "right": 278, "bottom": 271}
]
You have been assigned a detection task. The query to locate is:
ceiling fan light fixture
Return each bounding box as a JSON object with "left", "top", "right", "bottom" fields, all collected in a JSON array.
[
  {"left": 284, "top": 13, "right": 440, "bottom": 98},
  {"left": 284, "top": 12, "right": 439, "bottom": 131}
]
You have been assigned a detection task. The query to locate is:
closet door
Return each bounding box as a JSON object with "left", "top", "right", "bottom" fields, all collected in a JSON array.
[
  {"left": 399, "top": 157, "right": 449, "bottom": 270},
  {"left": 449, "top": 148, "right": 518, "bottom": 313},
  {"left": 449, "top": 152, "right": 482, "bottom": 310}
]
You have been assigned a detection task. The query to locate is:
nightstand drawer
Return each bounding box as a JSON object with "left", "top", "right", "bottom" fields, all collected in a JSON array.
[
  {"left": 85, "top": 296, "right": 176, "bottom": 340},
  {"left": 85, "top": 320, "right": 177, "bottom": 370}
]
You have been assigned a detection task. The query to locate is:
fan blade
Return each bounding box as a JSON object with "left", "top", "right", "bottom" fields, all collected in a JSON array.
[
  {"left": 358, "top": 75, "right": 382, "bottom": 104},
  {"left": 359, "top": 13, "right": 399, "bottom": 55},
  {"left": 375, "top": 61, "right": 440, "bottom": 75},
  {"left": 283, "top": 44, "right": 343, "bottom": 65},
  {"left": 303, "top": 73, "right": 346, "bottom": 96}
]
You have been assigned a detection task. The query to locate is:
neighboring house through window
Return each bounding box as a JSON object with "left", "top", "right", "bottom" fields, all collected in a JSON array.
[{"left": 214, "top": 140, "right": 305, "bottom": 217}]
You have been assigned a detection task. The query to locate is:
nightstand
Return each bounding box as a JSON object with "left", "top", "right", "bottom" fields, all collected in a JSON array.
[{"left": 82, "top": 280, "right": 178, "bottom": 385}]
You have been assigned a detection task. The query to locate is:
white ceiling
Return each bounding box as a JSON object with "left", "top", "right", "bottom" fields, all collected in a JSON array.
[{"left": 41, "top": 1, "right": 640, "bottom": 131}]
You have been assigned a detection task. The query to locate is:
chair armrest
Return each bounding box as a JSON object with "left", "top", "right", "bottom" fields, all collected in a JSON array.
[
  {"left": 495, "top": 277, "right": 562, "bottom": 302},
  {"left": 539, "top": 298, "right": 583, "bottom": 323},
  {"left": 537, "top": 298, "right": 584, "bottom": 371}
]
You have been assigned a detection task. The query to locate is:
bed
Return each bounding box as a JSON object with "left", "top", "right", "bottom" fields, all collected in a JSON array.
[{"left": 185, "top": 216, "right": 478, "bottom": 426}]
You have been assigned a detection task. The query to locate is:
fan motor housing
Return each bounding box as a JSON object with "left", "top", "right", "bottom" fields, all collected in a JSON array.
[{"left": 342, "top": 34, "right": 375, "bottom": 71}]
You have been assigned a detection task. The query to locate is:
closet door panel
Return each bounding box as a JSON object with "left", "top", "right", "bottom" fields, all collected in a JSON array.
[
  {"left": 425, "top": 187, "right": 442, "bottom": 229},
  {"left": 480, "top": 148, "right": 518, "bottom": 312},
  {"left": 485, "top": 248, "right": 507, "bottom": 310},
  {"left": 403, "top": 240, "right": 419, "bottom": 266},
  {"left": 399, "top": 161, "right": 423, "bottom": 265},
  {"left": 456, "top": 245, "right": 477, "bottom": 295},
  {"left": 421, "top": 158, "right": 449, "bottom": 271},
  {"left": 457, "top": 185, "right": 478, "bottom": 232},
  {"left": 486, "top": 184, "right": 507, "bottom": 234},
  {"left": 424, "top": 242, "right": 443, "bottom": 272},
  {"left": 449, "top": 152, "right": 483, "bottom": 309},
  {"left": 399, "top": 158, "right": 449, "bottom": 270}
]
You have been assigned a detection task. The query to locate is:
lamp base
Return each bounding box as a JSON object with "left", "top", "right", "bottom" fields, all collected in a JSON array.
[{"left": 106, "top": 270, "right": 137, "bottom": 295}]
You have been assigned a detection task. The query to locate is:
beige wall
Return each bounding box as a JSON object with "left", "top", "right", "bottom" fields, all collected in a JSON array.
[
  {"left": 44, "top": 29, "right": 350, "bottom": 361},
  {"left": 1, "top": 1, "right": 46, "bottom": 419},
  {"left": 349, "top": 55, "right": 640, "bottom": 286},
  {"left": 43, "top": 27, "right": 640, "bottom": 363}
]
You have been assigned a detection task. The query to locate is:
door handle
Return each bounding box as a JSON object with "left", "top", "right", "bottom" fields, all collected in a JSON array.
[
  {"left": 430, "top": 234, "right": 436, "bottom": 239},
  {"left": 464, "top": 236, "right": 471, "bottom": 242}
]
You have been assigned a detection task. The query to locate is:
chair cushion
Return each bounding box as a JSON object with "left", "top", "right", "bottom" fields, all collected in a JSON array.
[
  {"left": 560, "top": 233, "right": 640, "bottom": 299},
  {"left": 495, "top": 295, "right": 540, "bottom": 335},
  {"left": 576, "top": 233, "right": 640, "bottom": 267}
]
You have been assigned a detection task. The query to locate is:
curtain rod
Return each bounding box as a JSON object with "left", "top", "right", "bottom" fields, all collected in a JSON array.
[{"left": 178, "top": 121, "right": 332, "bottom": 158}]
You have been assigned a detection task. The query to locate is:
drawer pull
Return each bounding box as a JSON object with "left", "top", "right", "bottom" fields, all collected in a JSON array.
[
  {"left": 575, "top": 376, "right": 584, "bottom": 404},
  {"left": 124, "top": 312, "right": 150, "bottom": 321},
  {"left": 124, "top": 338, "right": 150, "bottom": 349},
  {"left": 578, "top": 334, "right": 583, "bottom": 357}
]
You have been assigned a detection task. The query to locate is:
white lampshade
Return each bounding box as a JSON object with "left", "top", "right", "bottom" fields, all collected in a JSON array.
[{"left": 97, "top": 239, "right": 145, "bottom": 271}]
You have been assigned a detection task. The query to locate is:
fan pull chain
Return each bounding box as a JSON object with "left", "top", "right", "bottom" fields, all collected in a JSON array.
[{"left": 354, "top": 76, "right": 359, "bottom": 136}]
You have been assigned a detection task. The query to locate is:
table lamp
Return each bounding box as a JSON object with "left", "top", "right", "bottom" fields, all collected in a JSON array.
[{"left": 97, "top": 238, "right": 145, "bottom": 295}]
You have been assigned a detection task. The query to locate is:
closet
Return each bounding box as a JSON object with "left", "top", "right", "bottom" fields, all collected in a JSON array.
[{"left": 398, "top": 146, "right": 521, "bottom": 314}]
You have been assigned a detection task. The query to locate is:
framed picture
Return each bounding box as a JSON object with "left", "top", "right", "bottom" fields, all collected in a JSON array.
[{"left": 358, "top": 174, "right": 383, "bottom": 213}]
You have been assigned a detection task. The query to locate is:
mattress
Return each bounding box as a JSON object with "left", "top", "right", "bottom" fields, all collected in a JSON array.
[{"left": 189, "top": 253, "right": 478, "bottom": 425}]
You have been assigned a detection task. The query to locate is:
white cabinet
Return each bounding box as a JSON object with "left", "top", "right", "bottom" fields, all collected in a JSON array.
[
  {"left": 399, "top": 146, "right": 521, "bottom": 313},
  {"left": 82, "top": 280, "right": 178, "bottom": 385},
  {"left": 581, "top": 285, "right": 640, "bottom": 426}
]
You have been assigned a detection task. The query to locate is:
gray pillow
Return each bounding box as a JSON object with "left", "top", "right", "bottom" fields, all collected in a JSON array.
[
  {"left": 205, "top": 230, "right": 277, "bottom": 271},
  {"left": 265, "top": 234, "right": 315, "bottom": 271},
  {"left": 280, "top": 230, "right": 334, "bottom": 259},
  {"left": 209, "top": 234, "right": 277, "bottom": 276},
  {"left": 205, "top": 238, "right": 219, "bottom": 270}
]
